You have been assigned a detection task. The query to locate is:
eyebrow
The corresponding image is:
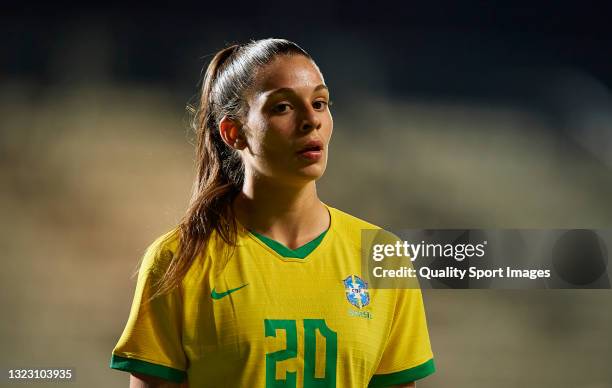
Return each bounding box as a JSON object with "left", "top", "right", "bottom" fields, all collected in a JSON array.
[{"left": 264, "top": 84, "right": 328, "bottom": 98}]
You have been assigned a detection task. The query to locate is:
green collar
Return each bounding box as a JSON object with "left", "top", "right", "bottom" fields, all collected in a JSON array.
[{"left": 250, "top": 229, "right": 328, "bottom": 259}]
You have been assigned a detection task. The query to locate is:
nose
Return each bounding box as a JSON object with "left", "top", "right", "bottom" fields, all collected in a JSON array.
[{"left": 299, "top": 106, "right": 321, "bottom": 133}]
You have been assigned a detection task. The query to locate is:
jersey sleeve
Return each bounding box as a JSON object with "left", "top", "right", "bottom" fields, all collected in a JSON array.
[
  {"left": 368, "top": 288, "right": 435, "bottom": 387},
  {"left": 109, "top": 234, "right": 188, "bottom": 383}
]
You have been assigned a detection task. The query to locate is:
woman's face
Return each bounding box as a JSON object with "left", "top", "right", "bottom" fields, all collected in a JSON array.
[{"left": 240, "top": 54, "right": 333, "bottom": 186}]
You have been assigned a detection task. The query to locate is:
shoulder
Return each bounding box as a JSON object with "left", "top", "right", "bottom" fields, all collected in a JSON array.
[
  {"left": 138, "top": 228, "right": 181, "bottom": 280},
  {"left": 147, "top": 228, "right": 181, "bottom": 253},
  {"left": 139, "top": 227, "right": 231, "bottom": 281},
  {"left": 327, "top": 205, "right": 399, "bottom": 249},
  {"left": 327, "top": 205, "right": 384, "bottom": 246},
  {"left": 327, "top": 205, "right": 382, "bottom": 231}
]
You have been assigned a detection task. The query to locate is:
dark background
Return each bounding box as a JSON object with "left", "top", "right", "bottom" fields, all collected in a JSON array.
[
  {"left": 6, "top": 3, "right": 612, "bottom": 100},
  {"left": 2, "top": 2, "right": 612, "bottom": 387}
]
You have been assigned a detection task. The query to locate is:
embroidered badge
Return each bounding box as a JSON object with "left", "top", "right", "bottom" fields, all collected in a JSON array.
[{"left": 343, "top": 275, "right": 370, "bottom": 309}]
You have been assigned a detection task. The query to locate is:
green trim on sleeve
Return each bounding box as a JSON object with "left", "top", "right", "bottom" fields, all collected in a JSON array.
[
  {"left": 110, "top": 354, "right": 187, "bottom": 383},
  {"left": 368, "top": 358, "right": 435, "bottom": 387}
]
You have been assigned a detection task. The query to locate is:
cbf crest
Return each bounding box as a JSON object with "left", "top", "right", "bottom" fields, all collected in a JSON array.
[{"left": 343, "top": 275, "right": 370, "bottom": 308}]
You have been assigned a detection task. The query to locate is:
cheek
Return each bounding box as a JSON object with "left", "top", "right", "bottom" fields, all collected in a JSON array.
[
  {"left": 324, "top": 113, "right": 334, "bottom": 142},
  {"left": 244, "top": 115, "right": 271, "bottom": 152},
  {"left": 262, "top": 117, "right": 295, "bottom": 144},
  {"left": 251, "top": 120, "right": 293, "bottom": 159}
]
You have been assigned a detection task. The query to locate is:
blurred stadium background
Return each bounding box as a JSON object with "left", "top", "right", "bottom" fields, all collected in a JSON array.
[{"left": 1, "top": 3, "right": 612, "bottom": 387}]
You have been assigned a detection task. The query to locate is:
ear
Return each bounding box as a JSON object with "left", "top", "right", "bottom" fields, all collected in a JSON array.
[{"left": 219, "top": 116, "right": 247, "bottom": 150}]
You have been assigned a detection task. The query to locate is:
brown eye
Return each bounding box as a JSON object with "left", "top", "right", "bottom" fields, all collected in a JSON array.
[
  {"left": 272, "top": 103, "right": 292, "bottom": 113},
  {"left": 313, "top": 100, "right": 328, "bottom": 110}
]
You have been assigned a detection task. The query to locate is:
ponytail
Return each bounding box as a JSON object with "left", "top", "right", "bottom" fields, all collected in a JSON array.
[{"left": 148, "top": 39, "right": 311, "bottom": 300}]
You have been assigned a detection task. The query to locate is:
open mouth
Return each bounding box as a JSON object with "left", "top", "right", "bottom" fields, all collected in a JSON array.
[
  {"left": 299, "top": 145, "right": 322, "bottom": 153},
  {"left": 297, "top": 141, "right": 324, "bottom": 160},
  {"left": 297, "top": 140, "right": 324, "bottom": 154}
]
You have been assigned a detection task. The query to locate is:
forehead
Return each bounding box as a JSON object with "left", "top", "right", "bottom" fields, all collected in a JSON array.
[{"left": 251, "top": 55, "right": 325, "bottom": 95}]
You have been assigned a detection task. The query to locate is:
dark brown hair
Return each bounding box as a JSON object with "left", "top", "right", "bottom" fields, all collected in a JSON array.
[{"left": 149, "top": 39, "right": 312, "bottom": 299}]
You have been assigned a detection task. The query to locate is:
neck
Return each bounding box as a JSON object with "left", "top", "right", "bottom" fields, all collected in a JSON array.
[{"left": 233, "top": 174, "right": 330, "bottom": 249}]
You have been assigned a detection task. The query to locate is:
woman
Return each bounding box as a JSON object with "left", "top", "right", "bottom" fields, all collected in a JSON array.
[{"left": 110, "top": 38, "right": 435, "bottom": 388}]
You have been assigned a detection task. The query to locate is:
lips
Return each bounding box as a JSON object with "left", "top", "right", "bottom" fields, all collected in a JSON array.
[
  {"left": 297, "top": 140, "right": 324, "bottom": 154},
  {"left": 297, "top": 140, "right": 324, "bottom": 161}
]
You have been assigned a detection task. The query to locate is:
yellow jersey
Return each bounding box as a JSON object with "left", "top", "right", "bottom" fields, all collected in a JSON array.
[{"left": 110, "top": 205, "right": 435, "bottom": 387}]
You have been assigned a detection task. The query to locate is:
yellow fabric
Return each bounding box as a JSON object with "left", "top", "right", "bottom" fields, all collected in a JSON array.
[{"left": 111, "top": 205, "right": 434, "bottom": 387}]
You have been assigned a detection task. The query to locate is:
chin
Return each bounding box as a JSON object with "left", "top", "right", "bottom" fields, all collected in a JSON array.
[
  {"left": 299, "top": 165, "right": 326, "bottom": 181},
  {"left": 285, "top": 164, "right": 325, "bottom": 183}
]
